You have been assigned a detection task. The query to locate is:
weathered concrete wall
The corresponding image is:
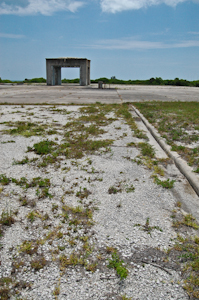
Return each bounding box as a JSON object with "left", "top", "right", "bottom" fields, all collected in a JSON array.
[{"left": 46, "top": 58, "right": 90, "bottom": 86}]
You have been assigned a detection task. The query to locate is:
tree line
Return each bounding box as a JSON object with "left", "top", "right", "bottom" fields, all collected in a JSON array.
[{"left": 1, "top": 77, "right": 199, "bottom": 87}]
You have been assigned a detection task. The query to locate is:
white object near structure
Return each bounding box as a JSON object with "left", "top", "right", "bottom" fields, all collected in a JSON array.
[{"left": 46, "top": 57, "right": 90, "bottom": 86}]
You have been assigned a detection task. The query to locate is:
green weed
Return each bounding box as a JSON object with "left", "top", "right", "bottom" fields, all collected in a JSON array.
[
  {"left": 125, "top": 184, "right": 135, "bottom": 193},
  {"left": 134, "top": 218, "right": 163, "bottom": 234},
  {"left": 108, "top": 186, "right": 122, "bottom": 194},
  {"left": 28, "top": 140, "right": 57, "bottom": 155},
  {"left": 154, "top": 176, "right": 175, "bottom": 189},
  {"left": 108, "top": 251, "right": 128, "bottom": 279},
  {"left": 3, "top": 121, "right": 47, "bottom": 137},
  {"left": 138, "top": 142, "right": 155, "bottom": 158},
  {"left": 0, "top": 174, "right": 10, "bottom": 185}
]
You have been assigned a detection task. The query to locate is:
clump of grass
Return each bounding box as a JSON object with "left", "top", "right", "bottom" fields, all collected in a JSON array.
[
  {"left": 108, "top": 186, "right": 122, "bottom": 194},
  {"left": 0, "top": 211, "right": 15, "bottom": 226},
  {"left": 4, "top": 175, "right": 53, "bottom": 198},
  {"left": 0, "top": 174, "right": 10, "bottom": 185},
  {"left": 13, "top": 156, "right": 30, "bottom": 165},
  {"left": 31, "top": 256, "right": 47, "bottom": 271},
  {"left": 20, "top": 240, "right": 38, "bottom": 255},
  {"left": 154, "top": 176, "right": 175, "bottom": 189},
  {"left": 27, "top": 210, "right": 42, "bottom": 223},
  {"left": 121, "top": 295, "right": 132, "bottom": 300},
  {"left": 153, "top": 165, "right": 165, "bottom": 176},
  {"left": 28, "top": 140, "right": 57, "bottom": 155},
  {"left": 138, "top": 142, "right": 155, "bottom": 158},
  {"left": 79, "top": 105, "right": 100, "bottom": 114},
  {"left": 86, "top": 262, "right": 98, "bottom": 272},
  {"left": 134, "top": 217, "right": 163, "bottom": 234},
  {"left": 53, "top": 285, "right": 60, "bottom": 296},
  {"left": 125, "top": 184, "right": 135, "bottom": 193},
  {"left": 1, "top": 140, "right": 15, "bottom": 144},
  {"left": 76, "top": 187, "right": 91, "bottom": 199},
  {"left": 173, "top": 214, "right": 199, "bottom": 229},
  {"left": 3, "top": 121, "right": 47, "bottom": 137},
  {"left": 170, "top": 235, "right": 199, "bottom": 298},
  {"left": 107, "top": 251, "right": 128, "bottom": 279},
  {"left": 59, "top": 253, "right": 84, "bottom": 269}
]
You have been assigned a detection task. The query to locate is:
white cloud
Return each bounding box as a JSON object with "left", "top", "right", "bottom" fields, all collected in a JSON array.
[
  {"left": 0, "top": 0, "right": 84, "bottom": 15},
  {"left": 189, "top": 31, "right": 199, "bottom": 35},
  {"left": 100, "top": 0, "right": 190, "bottom": 13},
  {"left": 0, "top": 32, "right": 25, "bottom": 38},
  {"left": 88, "top": 37, "right": 199, "bottom": 49}
]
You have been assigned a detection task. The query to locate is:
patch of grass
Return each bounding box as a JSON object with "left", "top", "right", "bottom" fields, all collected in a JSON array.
[
  {"left": 154, "top": 176, "right": 175, "bottom": 189},
  {"left": 28, "top": 140, "right": 57, "bottom": 155},
  {"left": 1, "top": 175, "right": 52, "bottom": 198},
  {"left": 27, "top": 210, "right": 42, "bottom": 223},
  {"left": 121, "top": 295, "right": 132, "bottom": 300},
  {"left": 19, "top": 240, "right": 38, "bottom": 255},
  {"left": 0, "top": 174, "right": 10, "bottom": 185},
  {"left": 76, "top": 187, "right": 91, "bottom": 199},
  {"left": 53, "top": 285, "right": 60, "bottom": 296},
  {"left": 108, "top": 186, "right": 122, "bottom": 194},
  {"left": 3, "top": 121, "right": 47, "bottom": 137},
  {"left": 170, "top": 234, "right": 199, "bottom": 299},
  {"left": 13, "top": 156, "right": 30, "bottom": 165},
  {"left": 31, "top": 256, "right": 47, "bottom": 270},
  {"left": 0, "top": 210, "right": 15, "bottom": 226},
  {"left": 59, "top": 253, "right": 84, "bottom": 268},
  {"left": 125, "top": 184, "right": 135, "bottom": 193},
  {"left": 1, "top": 140, "right": 15, "bottom": 144},
  {"left": 79, "top": 105, "right": 100, "bottom": 114},
  {"left": 194, "top": 167, "right": 199, "bottom": 173},
  {"left": 86, "top": 262, "right": 98, "bottom": 272},
  {"left": 153, "top": 165, "right": 165, "bottom": 176},
  {"left": 134, "top": 102, "right": 199, "bottom": 170},
  {"left": 134, "top": 217, "right": 163, "bottom": 234},
  {"left": 138, "top": 142, "right": 155, "bottom": 158},
  {"left": 107, "top": 251, "right": 128, "bottom": 279},
  {"left": 173, "top": 214, "right": 199, "bottom": 229}
]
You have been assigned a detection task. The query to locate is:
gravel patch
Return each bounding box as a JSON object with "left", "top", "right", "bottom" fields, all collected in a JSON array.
[{"left": 0, "top": 104, "right": 195, "bottom": 299}]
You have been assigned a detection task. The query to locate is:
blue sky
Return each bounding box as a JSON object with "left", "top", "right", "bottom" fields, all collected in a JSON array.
[{"left": 0, "top": 0, "right": 199, "bottom": 81}]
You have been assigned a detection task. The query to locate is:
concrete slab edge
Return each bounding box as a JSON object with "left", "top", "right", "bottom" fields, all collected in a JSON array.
[{"left": 132, "top": 105, "right": 199, "bottom": 197}]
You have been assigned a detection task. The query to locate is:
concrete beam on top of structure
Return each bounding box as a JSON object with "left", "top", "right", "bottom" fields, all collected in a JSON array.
[{"left": 46, "top": 57, "right": 91, "bottom": 86}]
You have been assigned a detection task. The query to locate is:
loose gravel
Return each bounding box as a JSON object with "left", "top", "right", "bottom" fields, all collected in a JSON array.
[{"left": 0, "top": 104, "right": 197, "bottom": 300}]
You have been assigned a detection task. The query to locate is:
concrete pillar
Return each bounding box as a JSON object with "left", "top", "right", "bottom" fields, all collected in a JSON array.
[
  {"left": 80, "top": 61, "right": 88, "bottom": 86},
  {"left": 54, "top": 67, "right": 61, "bottom": 85},
  {"left": 87, "top": 60, "right": 90, "bottom": 85},
  {"left": 46, "top": 62, "right": 53, "bottom": 86}
]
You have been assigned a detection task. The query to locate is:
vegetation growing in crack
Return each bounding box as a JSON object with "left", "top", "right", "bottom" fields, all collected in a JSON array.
[{"left": 2, "top": 121, "right": 48, "bottom": 137}]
